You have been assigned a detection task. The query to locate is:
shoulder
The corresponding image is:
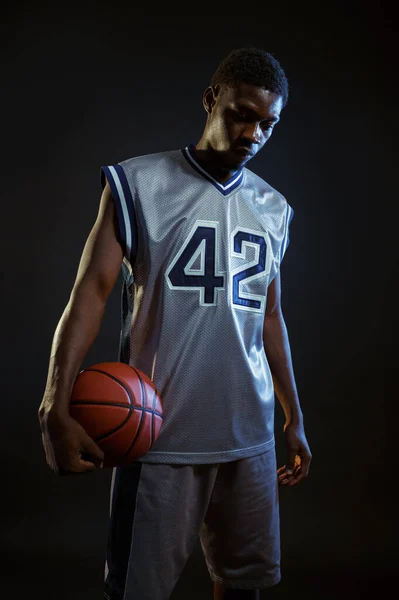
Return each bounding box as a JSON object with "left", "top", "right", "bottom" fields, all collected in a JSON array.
[
  {"left": 243, "top": 167, "right": 293, "bottom": 217},
  {"left": 244, "top": 167, "right": 284, "bottom": 199},
  {"left": 118, "top": 148, "right": 182, "bottom": 174}
]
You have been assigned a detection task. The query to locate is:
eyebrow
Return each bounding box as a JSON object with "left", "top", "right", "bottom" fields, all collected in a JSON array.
[{"left": 234, "top": 102, "right": 280, "bottom": 123}]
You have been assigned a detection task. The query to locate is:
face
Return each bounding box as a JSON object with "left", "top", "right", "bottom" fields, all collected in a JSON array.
[{"left": 203, "top": 82, "right": 283, "bottom": 170}]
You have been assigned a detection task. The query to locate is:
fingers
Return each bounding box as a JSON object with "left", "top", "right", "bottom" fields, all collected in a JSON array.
[
  {"left": 277, "top": 456, "right": 305, "bottom": 487},
  {"left": 40, "top": 413, "right": 106, "bottom": 476},
  {"left": 81, "top": 437, "right": 105, "bottom": 469},
  {"left": 42, "top": 432, "right": 58, "bottom": 472},
  {"left": 59, "top": 443, "right": 103, "bottom": 475},
  {"left": 57, "top": 463, "right": 95, "bottom": 476},
  {"left": 56, "top": 458, "right": 98, "bottom": 476},
  {"left": 41, "top": 436, "right": 103, "bottom": 476},
  {"left": 59, "top": 458, "right": 98, "bottom": 476},
  {"left": 300, "top": 452, "right": 312, "bottom": 478},
  {"left": 50, "top": 454, "right": 97, "bottom": 476},
  {"left": 278, "top": 463, "right": 301, "bottom": 486},
  {"left": 285, "top": 450, "right": 297, "bottom": 475}
]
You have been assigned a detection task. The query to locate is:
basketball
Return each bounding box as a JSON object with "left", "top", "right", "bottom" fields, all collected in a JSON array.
[{"left": 69, "top": 362, "right": 163, "bottom": 467}]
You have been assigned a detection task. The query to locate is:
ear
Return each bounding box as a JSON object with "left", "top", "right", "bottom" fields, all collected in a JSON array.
[{"left": 202, "top": 85, "right": 220, "bottom": 115}]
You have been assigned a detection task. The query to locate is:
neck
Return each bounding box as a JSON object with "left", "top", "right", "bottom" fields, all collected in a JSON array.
[{"left": 191, "top": 140, "right": 239, "bottom": 184}]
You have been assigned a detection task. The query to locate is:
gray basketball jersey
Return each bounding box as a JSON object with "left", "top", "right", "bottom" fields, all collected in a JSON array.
[{"left": 100, "top": 144, "right": 294, "bottom": 464}]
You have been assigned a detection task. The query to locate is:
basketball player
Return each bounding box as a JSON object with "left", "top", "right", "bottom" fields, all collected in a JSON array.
[{"left": 39, "top": 47, "right": 312, "bottom": 599}]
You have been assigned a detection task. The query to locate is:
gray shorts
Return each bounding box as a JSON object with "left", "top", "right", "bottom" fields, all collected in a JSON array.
[{"left": 104, "top": 449, "right": 281, "bottom": 600}]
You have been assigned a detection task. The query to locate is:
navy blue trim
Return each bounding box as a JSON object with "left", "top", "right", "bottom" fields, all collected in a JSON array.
[
  {"left": 105, "top": 461, "right": 143, "bottom": 599},
  {"left": 150, "top": 388, "right": 158, "bottom": 446},
  {"left": 282, "top": 205, "right": 294, "bottom": 257},
  {"left": 181, "top": 144, "right": 243, "bottom": 196},
  {"left": 119, "top": 279, "right": 133, "bottom": 364},
  {"left": 114, "top": 164, "right": 138, "bottom": 264},
  {"left": 101, "top": 166, "right": 127, "bottom": 258},
  {"left": 287, "top": 205, "right": 294, "bottom": 248},
  {"left": 100, "top": 165, "right": 138, "bottom": 266}
]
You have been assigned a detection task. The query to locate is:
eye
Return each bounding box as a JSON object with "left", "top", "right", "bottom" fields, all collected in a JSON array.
[
  {"left": 233, "top": 110, "right": 249, "bottom": 121},
  {"left": 261, "top": 122, "right": 274, "bottom": 131}
]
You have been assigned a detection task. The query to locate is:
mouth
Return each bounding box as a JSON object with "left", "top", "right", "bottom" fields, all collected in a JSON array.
[{"left": 233, "top": 147, "right": 253, "bottom": 158}]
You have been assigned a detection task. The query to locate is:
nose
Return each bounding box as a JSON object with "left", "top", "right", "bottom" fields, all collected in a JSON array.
[{"left": 243, "top": 123, "right": 262, "bottom": 144}]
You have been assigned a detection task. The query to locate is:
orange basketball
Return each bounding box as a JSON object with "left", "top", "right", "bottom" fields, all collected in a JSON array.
[{"left": 69, "top": 362, "right": 163, "bottom": 467}]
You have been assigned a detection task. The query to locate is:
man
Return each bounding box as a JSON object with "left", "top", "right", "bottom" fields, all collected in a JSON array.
[{"left": 39, "top": 47, "right": 312, "bottom": 600}]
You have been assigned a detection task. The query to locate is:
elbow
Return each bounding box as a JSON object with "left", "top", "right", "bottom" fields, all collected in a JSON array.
[
  {"left": 69, "top": 278, "right": 109, "bottom": 312},
  {"left": 264, "top": 307, "right": 284, "bottom": 323}
]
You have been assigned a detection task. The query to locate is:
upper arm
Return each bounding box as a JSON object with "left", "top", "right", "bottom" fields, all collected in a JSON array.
[
  {"left": 71, "top": 180, "right": 124, "bottom": 302},
  {"left": 264, "top": 270, "right": 282, "bottom": 320}
]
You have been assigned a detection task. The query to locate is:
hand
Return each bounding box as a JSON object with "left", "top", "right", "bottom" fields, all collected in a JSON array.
[
  {"left": 277, "top": 420, "right": 312, "bottom": 487},
  {"left": 39, "top": 408, "right": 105, "bottom": 476}
]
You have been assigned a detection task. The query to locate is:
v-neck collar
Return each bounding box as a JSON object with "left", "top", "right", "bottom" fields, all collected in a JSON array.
[{"left": 181, "top": 144, "right": 244, "bottom": 197}]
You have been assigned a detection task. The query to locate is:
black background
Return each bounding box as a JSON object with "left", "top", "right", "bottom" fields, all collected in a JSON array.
[{"left": 1, "top": 2, "right": 396, "bottom": 598}]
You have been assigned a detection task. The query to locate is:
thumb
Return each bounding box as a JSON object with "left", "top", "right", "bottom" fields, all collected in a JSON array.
[
  {"left": 82, "top": 435, "right": 105, "bottom": 468},
  {"left": 285, "top": 451, "right": 297, "bottom": 475}
]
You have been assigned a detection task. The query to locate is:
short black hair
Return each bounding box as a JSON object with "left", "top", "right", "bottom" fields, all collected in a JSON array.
[{"left": 211, "top": 47, "right": 289, "bottom": 107}]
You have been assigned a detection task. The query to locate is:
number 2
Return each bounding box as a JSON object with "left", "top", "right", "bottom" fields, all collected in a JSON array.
[{"left": 231, "top": 227, "right": 268, "bottom": 312}]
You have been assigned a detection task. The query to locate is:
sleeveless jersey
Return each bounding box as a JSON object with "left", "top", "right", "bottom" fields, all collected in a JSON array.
[{"left": 100, "top": 144, "right": 294, "bottom": 464}]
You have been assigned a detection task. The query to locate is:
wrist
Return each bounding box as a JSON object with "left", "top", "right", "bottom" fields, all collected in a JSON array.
[
  {"left": 285, "top": 408, "right": 303, "bottom": 427},
  {"left": 39, "top": 389, "right": 71, "bottom": 420}
]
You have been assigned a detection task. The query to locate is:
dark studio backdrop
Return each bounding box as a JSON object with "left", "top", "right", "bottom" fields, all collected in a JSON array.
[{"left": 1, "top": 3, "right": 396, "bottom": 599}]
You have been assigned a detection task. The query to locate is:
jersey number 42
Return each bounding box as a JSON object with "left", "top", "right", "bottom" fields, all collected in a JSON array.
[{"left": 165, "top": 220, "right": 272, "bottom": 313}]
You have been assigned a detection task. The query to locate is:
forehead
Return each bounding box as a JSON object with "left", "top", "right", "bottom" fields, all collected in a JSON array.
[{"left": 220, "top": 82, "right": 283, "bottom": 118}]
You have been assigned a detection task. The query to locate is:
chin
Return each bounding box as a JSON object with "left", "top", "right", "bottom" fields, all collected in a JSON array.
[{"left": 230, "top": 156, "right": 248, "bottom": 169}]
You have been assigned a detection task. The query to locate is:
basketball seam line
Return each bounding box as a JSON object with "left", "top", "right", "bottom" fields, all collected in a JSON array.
[{"left": 70, "top": 401, "right": 162, "bottom": 418}]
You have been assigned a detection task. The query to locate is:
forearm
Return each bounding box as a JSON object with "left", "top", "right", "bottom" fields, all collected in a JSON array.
[
  {"left": 40, "top": 286, "right": 107, "bottom": 416},
  {"left": 263, "top": 311, "right": 303, "bottom": 425}
]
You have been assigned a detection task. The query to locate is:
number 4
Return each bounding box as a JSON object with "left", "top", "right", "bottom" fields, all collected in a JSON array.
[{"left": 166, "top": 221, "right": 224, "bottom": 306}]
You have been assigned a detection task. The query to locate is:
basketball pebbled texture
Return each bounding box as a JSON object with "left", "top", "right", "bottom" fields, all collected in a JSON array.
[{"left": 70, "top": 362, "right": 163, "bottom": 467}]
